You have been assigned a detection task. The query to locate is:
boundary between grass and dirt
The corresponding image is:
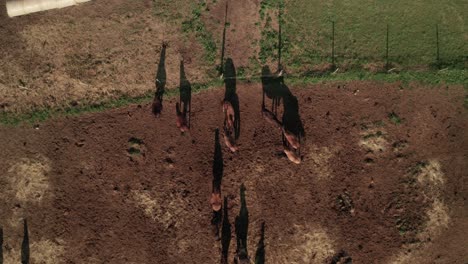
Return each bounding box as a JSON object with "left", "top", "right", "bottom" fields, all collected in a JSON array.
[{"left": 1, "top": 69, "right": 466, "bottom": 126}]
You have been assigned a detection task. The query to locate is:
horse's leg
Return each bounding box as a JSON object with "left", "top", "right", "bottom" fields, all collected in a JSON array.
[{"left": 188, "top": 101, "right": 191, "bottom": 128}]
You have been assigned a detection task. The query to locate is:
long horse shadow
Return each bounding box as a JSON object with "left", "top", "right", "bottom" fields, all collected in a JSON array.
[
  {"left": 152, "top": 42, "right": 167, "bottom": 117},
  {"left": 262, "top": 3, "right": 285, "bottom": 117},
  {"left": 224, "top": 58, "right": 241, "bottom": 140},
  {"left": 281, "top": 82, "right": 305, "bottom": 142},
  {"left": 21, "top": 219, "right": 29, "bottom": 264},
  {"left": 211, "top": 129, "right": 224, "bottom": 237},
  {"left": 261, "top": 65, "right": 283, "bottom": 115},
  {"left": 179, "top": 60, "right": 192, "bottom": 128},
  {"left": 255, "top": 222, "right": 266, "bottom": 264},
  {"left": 1, "top": 226, "right": 3, "bottom": 263},
  {"left": 234, "top": 184, "right": 249, "bottom": 261},
  {"left": 221, "top": 197, "right": 231, "bottom": 264}
]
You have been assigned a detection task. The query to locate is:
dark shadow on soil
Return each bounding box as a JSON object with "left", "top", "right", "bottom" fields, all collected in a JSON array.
[
  {"left": 179, "top": 60, "right": 191, "bottom": 114},
  {"left": 235, "top": 184, "right": 249, "bottom": 259},
  {"left": 261, "top": 66, "right": 282, "bottom": 115},
  {"left": 21, "top": 219, "right": 29, "bottom": 264},
  {"left": 211, "top": 129, "right": 223, "bottom": 237},
  {"left": 213, "top": 128, "right": 223, "bottom": 190},
  {"left": 211, "top": 209, "right": 222, "bottom": 239},
  {"left": 0, "top": 226, "right": 3, "bottom": 263},
  {"left": 255, "top": 222, "right": 266, "bottom": 264},
  {"left": 281, "top": 82, "right": 305, "bottom": 141},
  {"left": 221, "top": 197, "right": 231, "bottom": 264},
  {"left": 261, "top": 64, "right": 305, "bottom": 155},
  {"left": 179, "top": 60, "right": 192, "bottom": 128},
  {"left": 152, "top": 42, "right": 167, "bottom": 117},
  {"left": 224, "top": 58, "right": 241, "bottom": 139}
]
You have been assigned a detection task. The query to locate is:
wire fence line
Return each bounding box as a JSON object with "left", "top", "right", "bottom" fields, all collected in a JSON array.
[{"left": 277, "top": 21, "right": 466, "bottom": 68}]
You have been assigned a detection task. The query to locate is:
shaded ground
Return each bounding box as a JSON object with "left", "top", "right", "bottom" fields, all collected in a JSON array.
[{"left": 0, "top": 81, "right": 467, "bottom": 263}]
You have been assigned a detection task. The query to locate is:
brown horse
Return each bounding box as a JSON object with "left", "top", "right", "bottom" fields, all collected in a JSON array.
[
  {"left": 152, "top": 96, "right": 162, "bottom": 117},
  {"left": 282, "top": 127, "right": 300, "bottom": 149},
  {"left": 176, "top": 102, "right": 189, "bottom": 133},
  {"left": 223, "top": 126, "right": 238, "bottom": 153},
  {"left": 283, "top": 133, "right": 301, "bottom": 164},
  {"left": 210, "top": 190, "right": 222, "bottom": 212},
  {"left": 222, "top": 99, "right": 235, "bottom": 130},
  {"left": 283, "top": 146, "right": 301, "bottom": 164}
]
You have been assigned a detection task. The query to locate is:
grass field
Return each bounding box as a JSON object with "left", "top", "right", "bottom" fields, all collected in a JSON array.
[
  {"left": 0, "top": 0, "right": 466, "bottom": 125},
  {"left": 277, "top": 0, "right": 467, "bottom": 70}
]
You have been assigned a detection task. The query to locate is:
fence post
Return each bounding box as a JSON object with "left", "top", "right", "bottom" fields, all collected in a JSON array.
[
  {"left": 332, "top": 21, "right": 335, "bottom": 68},
  {"left": 385, "top": 24, "right": 389, "bottom": 71}
]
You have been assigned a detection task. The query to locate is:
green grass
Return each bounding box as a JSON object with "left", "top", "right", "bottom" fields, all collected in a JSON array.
[
  {"left": 0, "top": 78, "right": 223, "bottom": 126},
  {"left": 128, "top": 137, "right": 144, "bottom": 145},
  {"left": 363, "top": 131, "right": 383, "bottom": 139},
  {"left": 258, "top": 0, "right": 288, "bottom": 65},
  {"left": 1, "top": 69, "right": 464, "bottom": 126},
  {"left": 181, "top": 1, "right": 217, "bottom": 63},
  {"left": 282, "top": 0, "right": 467, "bottom": 72},
  {"left": 388, "top": 112, "right": 403, "bottom": 125},
  {"left": 127, "top": 147, "right": 141, "bottom": 155}
]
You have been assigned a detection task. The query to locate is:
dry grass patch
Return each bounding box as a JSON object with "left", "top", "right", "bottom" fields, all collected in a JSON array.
[
  {"left": 416, "top": 160, "right": 445, "bottom": 188},
  {"left": 359, "top": 129, "right": 388, "bottom": 153},
  {"left": 6, "top": 156, "right": 51, "bottom": 203},
  {"left": 131, "top": 190, "right": 187, "bottom": 229},
  {"left": 418, "top": 199, "right": 450, "bottom": 241},
  {"left": 304, "top": 144, "right": 337, "bottom": 180},
  {"left": 3, "top": 239, "right": 65, "bottom": 264},
  {"left": 270, "top": 224, "right": 336, "bottom": 264}
]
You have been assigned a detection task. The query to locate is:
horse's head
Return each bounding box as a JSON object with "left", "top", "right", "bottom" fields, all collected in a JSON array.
[{"left": 210, "top": 192, "right": 222, "bottom": 212}]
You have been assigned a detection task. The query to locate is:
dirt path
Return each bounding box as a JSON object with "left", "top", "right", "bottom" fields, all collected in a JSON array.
[{"left": 0, "top": 81, "right": 467, "bottom": 263}]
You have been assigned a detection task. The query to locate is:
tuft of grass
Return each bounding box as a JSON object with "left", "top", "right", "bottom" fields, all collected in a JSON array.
[
  {"left": 128, "top": 137, "right": 144, "bottom": 145},
  {"left": 127, "top": 147, "right": 141, "bottom": 155},
  {"left": 363, "top": 131, "right": 383, "bottom": 139},
  {"left": 388, "top": 112, "right": 402, "bottom": 124}
]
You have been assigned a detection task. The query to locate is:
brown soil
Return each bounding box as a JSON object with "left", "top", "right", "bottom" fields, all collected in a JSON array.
[{"left": 1, "top": 81, "right": 467, "bottom": 263}]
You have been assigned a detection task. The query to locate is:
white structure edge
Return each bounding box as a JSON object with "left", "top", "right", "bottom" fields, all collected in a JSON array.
[{"left": 6, "top": 0, "right": 92, "bottom": 17}]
